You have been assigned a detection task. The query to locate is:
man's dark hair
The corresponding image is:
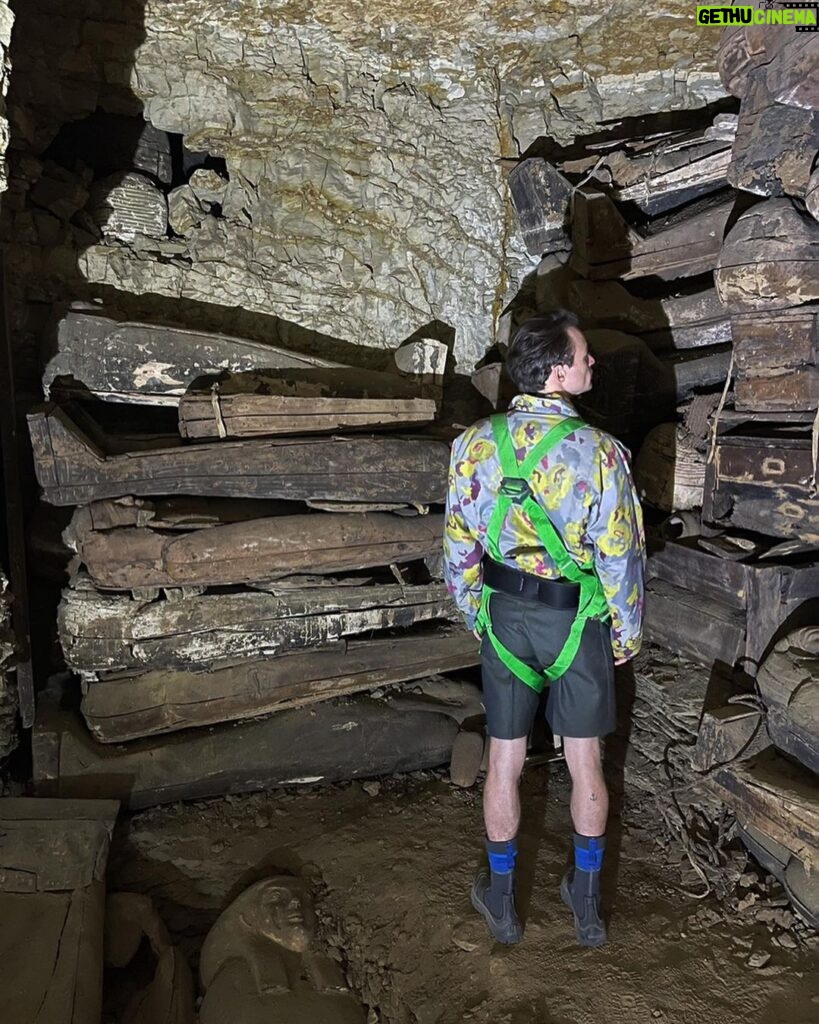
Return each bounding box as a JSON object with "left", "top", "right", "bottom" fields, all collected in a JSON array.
[{"left": 505, "top": 311, "right": 579, "bottom": 393}]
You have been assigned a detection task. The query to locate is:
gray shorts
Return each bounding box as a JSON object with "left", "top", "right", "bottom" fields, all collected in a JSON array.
[{"left": 480, "top": 591, "right": 616, "bottom": 740}]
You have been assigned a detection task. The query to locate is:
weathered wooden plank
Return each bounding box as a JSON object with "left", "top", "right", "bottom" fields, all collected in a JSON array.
[
  {"left": 68, "top": 511, "right": 443, "bottom": 589},
  {"left": 646, "top": 539, "right": 747, "bottom": 611},
  {"left": 605, "top": 139, "right": 733, "bottom": 215},
  {"left": 42, "top": 310, "right": 345, "bottom": 405},
  {"left": 735, "top": 367, "right": 819, "bottom": 413},
  {"left": 692, "top": 706, "right": 767, "bottom": 772},
  {"left": 28, "top": 404, "right": 449, "bottom": 507},
  {"left": 728, "top": 69, "right": 819, "bottom": 199},
  {"left": 644, "top": 578, "right": 745, "bottom": 670},
  {"left": 507, "top": 158, "right": 572, "bottom": 255},
  {"left": 59, "top": 579, "right": 457, "bottom": 675},
  {"left": 569, "top": 280, "right": 732, "bottom": 351},
  {"left": 80, "top": 627, "right": 479, "bottom": 743},
  {"left": 732, "top": 306, "right": 818, "bottom": 413},
  {"left": 715, "top": 199, "right": 819, "bottom": 313},
  {"left": 179, "top": 387, "right": 436, "bottom": 439},
  {"left": 732, "top": 307, "right": 818, "bottom": 373},
  {"left": 648, "top": 541, "right": 819, "bottom": 670},
  {"left": 34, "top": 696, "right": 461, "bottom": 809},
  {"left": 703, "top": 434, "right": 819, "bottom": 544},
  {"left": 0, "top": 798, "right": 119, "bottom": 892},
  {"left": 709, "top": 749, "right": 819, "bottom": 871},
  {"left": 570, "top": 189, "right": 734, "bottom": 281}
]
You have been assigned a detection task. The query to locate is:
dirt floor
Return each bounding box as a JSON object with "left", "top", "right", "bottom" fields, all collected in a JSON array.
[{"left": 108, "top": 760, "right": 818, "bottom": 1024}]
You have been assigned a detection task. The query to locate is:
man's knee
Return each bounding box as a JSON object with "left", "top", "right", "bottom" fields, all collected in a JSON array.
[
  {"left": 487, "top": 736, "right": 527, "bottom": 782},
  {"left": 563, "top": 736, "right": 604, "bottom": 777}
]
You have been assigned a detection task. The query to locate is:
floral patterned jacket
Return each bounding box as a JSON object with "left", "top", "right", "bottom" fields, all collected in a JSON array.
[{"left": 443, "top": 393, "right": 646, "bottom": 660}]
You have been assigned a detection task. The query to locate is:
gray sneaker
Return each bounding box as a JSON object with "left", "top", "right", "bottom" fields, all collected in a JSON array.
[
  {"left": 470, "top": 870, "right": 523, "bottom": 944},
  {"left": 560, "top": 868, "right": 607, "bottom": 947}
]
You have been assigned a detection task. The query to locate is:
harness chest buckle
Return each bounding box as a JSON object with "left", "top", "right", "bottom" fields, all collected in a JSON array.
[{"left": 499, "top": 476, "right": 532, "bottom": 505}]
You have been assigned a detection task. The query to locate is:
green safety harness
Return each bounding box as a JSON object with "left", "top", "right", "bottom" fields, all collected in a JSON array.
[{"left": 474, "top": 413, "right": 610, "bottom": 694}]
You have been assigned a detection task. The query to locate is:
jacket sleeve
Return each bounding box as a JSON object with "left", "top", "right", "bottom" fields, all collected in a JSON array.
[
  {"left": 443, "top": 434, "right": 484, "bottom": 631},
  {"left": 585, "top": 436, "right": 646, "bottom": 661}
]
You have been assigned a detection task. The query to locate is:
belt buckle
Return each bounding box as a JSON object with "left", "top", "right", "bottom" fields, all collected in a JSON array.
[{"left": 499, "top": 477, "right": 531, "bottom": 505}]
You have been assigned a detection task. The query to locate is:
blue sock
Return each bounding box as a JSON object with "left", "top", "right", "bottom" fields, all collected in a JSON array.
[
  {"left": 574, "top": 832, "right": 606, "bottom": 875},
  {"left": 486, "top": 837, "right": 518, "bottom": 912}
]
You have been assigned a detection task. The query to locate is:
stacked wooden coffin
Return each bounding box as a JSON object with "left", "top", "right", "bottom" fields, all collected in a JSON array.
[
  {"left": 28, "top": 311, "right": 481, "bottom": 806},
  {"left": 503, "top": 112, "right": 739, "bottom": 445}
]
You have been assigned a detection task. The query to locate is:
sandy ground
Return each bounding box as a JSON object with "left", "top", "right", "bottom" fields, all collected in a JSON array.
[{"left": 108, "top": 761, "right": 818, "bottom": 1024}]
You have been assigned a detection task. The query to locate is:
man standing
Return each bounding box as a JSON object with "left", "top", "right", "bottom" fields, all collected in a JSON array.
[{"left": 444, "top": 311, "right": 645, "bottom": 948}]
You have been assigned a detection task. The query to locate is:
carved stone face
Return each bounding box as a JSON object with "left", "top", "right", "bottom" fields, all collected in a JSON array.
[{"left": 244, "top": 878, "right": 315, "bottom": 954}]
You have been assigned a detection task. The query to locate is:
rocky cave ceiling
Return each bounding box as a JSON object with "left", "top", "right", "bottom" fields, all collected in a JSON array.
[{"left": 12, "top": 0, "right": 725, "bottom": 369}]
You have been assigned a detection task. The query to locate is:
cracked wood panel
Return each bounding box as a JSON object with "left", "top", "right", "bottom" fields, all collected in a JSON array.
[
  {"left": 33, "top": 696, "right": 461, "bottom": 808},
  {"left": 59, "top": 580, "right": 457, "bottom": 674},
  {"left": 81, "top": 627, "right": 479, "bottom": 742},
  {"left": 702, "top": 434, "right": 819, "bottom": 544},
  {"left": 569, "top": 189, "right": 734, "bottom": 281},
  {"left": 68, "top": 511, "right": 443, "bottom": 589},
  {"left": 28, "top": 404, "right": 449, "bottom": 506}
]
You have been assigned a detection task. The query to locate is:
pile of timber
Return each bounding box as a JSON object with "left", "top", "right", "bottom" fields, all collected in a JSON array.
[
  {"left": 28, "top": 312, "right": 481, "bottom": 805},
  {"left": 696, "top": 18, "right": 817, "bottom": 924},
  {"left": 504, "top": 114, "right": 737, "bottom": 442}
]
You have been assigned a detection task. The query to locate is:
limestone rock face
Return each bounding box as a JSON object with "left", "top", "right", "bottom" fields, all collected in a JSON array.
[{"left": 11, "top": 1, "right": 723, "bottom": 370}]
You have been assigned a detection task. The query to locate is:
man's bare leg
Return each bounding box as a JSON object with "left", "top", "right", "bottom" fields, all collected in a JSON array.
[
  {"left": 561, "top": 736, "right": 608, "bottom": 947},
  {"left": 471, "top": 736, "right": 527, "bottom": 944},
  {"left": 563, "top": 737, "right": 608, "bottom": 836},
  {"left": 484, "top": 737, "right": 528, "bottom": 840}
]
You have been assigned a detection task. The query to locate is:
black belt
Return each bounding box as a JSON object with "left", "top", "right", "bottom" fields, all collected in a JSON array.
[{"left": 483, "top": 558, "right": 580, "bottom": 611}]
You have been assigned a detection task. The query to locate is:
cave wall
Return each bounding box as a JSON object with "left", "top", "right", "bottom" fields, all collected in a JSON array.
[
  {"left": 3, "top": 0, "right": 725, "bottom": 375},
  {"left": 0, "top": 0, "right": 16, "bottom": 760}
]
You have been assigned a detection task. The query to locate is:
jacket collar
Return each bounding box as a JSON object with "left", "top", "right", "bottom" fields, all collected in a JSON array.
[{"left": 509, "top": 393, "right": 578, "bottom": 417}]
